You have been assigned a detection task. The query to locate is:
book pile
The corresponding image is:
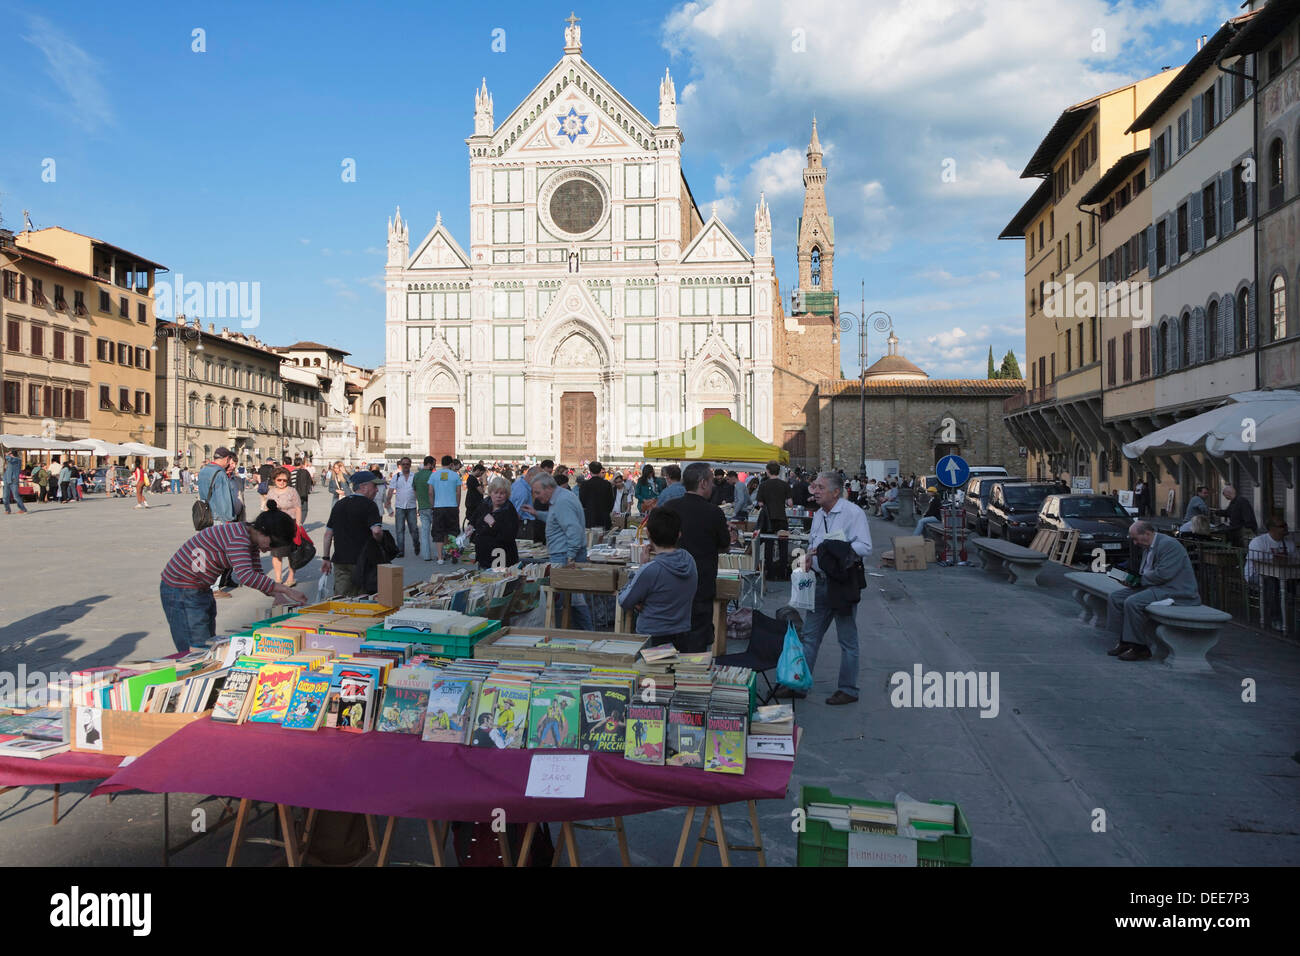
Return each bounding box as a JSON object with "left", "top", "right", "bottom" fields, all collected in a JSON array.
[
  {"left": 383, "top": 607, "right": 494, "bottom": 636},
  {"left": 718, "top": 552, "right": 755, "bottom": 571},
  {"left": 806, "top": 797, "right": 956, "bottom": 838},
  {"left": 0, "top": 708, "right": 71, "bottom": 760},
  {"left": 674, "top": 653, "right": 714, "bottom": 699}
]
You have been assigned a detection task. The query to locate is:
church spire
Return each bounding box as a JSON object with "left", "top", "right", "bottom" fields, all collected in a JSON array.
[
  {"left": 564, "top": 11, "right": 582, "bottom": 54},
  {"left": 386, "top": 205, "right": 408, "bottom": 267},
  {"left": 658, "top": 67, "right": 677, "bottom": 127},
  {"left": 808, "top": 115, "right": 823, "bottom": 163},
  {"left": 795, "top": 115, "right": 833, "bottom": 301},
  {"left": 474, "top": 78, "right": 493, "bottom": 136}
]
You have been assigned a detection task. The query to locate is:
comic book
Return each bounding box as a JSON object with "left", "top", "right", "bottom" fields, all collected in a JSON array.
[
  {"left": 526, "top": 682, "right": 581, "bottom": 749},
  {"left": 281, "top": 674, "right": 331, "bottom": 731},
  {"left": 252, "top": 628, "right": 303, "bottom": 658},
  {"left": 579, "top": 681, "right": 631, "bottom": 753},
  {"left": 244, "top": 663, "right": 303, "bottom": 725},
  {"left": 211, "top": 668, "right": 259, "bottom": 723},
  {"left": 422, "top": 679, "right": 478, "bottom": 744},
  {"left": 337, "top": 676, "right": 375, "bottom": 732},
  {"left": 377, "top": 683, "right": 431, "bottom": 734},
  {"left": 470, "top": 676, "right": 531, "bottom": 748},
  {"left": 704, "top": 711, "right": 747, "bottom": 774},
  {"left": 666, "top": 705, "right": 707, "bottom": 768},
  {"left": 623, "top": 701, "right": 666, "bottom": 765}
]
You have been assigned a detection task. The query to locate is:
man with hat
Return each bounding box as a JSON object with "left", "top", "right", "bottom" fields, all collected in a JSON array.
[
  {"left": 197, "top": 447, "right": 242, "bottom": 524},
  {"left": 321, "top": 470, "right": 386, "bottom": 597}
]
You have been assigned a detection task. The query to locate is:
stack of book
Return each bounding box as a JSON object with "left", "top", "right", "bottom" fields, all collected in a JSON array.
[
  {"left": 383, "top": 608, "right": 493, "bottom": 636},
  {"left": 747, "top": 703, "right": 796, "bottom": 761},
  {"left": 0, "top": 708, "right": 71, "bottom": 760}
]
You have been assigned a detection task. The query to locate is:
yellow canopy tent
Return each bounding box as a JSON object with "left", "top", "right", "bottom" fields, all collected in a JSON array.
[{"left": 641, "top": 415, "right": 789, "bottom": 465}]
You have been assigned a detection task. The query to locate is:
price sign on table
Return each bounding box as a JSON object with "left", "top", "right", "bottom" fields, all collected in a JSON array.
[{"left": 525, "top": 754, "right": 590, "bottom": 798}]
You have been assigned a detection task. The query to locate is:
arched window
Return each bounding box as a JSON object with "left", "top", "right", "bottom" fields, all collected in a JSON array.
[
  {"left": 1206, "top": 299, "right": 1218, "bottom": 361},
  {"left": 204, "top": 398, "right": 213, "bottom": 426},
  {"left": 1269, "top": 138, "right": 1285, "bottom": 208},
  {"left": 219, "top": 400, "right": 228, "bottom": 429},
  {"left": 810, "top": 246, "right": 821, "bottom": 287},
  {"left": 1237, "top": 287, "right": 1250, "bottom": 350},
  {"left": 1272, "top": 274, "right": 1288, "bottom": 341},
  {"left": 1180, "top": 311, "right": 1191, "bottom": 368},
  {"left": 1158, "top": 321, "right": 1169, "bottom": 373}
]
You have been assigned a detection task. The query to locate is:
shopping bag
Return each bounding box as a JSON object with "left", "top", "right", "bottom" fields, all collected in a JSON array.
[
  {"left": 289, "top": 525, "right": 316, "bottom": 571},
  {"left": 776, "top": 622, "right": 813, "bottom": 692},
  {"left": 788, "top": 568, "right": 816, "bottom": 611},
  {"left": 316, "top": 571, "right": 334, "bottom": 602}
]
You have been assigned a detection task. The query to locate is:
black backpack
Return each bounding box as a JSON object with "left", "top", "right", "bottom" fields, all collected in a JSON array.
[{"left": 192, "top": 469, "right": 218, "bottom": 531}]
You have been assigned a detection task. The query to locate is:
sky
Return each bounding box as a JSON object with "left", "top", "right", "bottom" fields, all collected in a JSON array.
[{"left": 0, "top": 0, "right": 1242, "bottom": 376}]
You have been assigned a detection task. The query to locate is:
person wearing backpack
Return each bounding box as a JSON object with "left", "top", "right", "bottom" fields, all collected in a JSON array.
[
  {"left": 292, "top": 456, "right": 315, "bottom": 524},
  {"left": 196, "top": 448, "right": 241, "bottom": 525}
]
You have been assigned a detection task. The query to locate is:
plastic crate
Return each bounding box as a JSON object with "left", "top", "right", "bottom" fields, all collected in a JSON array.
[
  {"left": 797, "top": 785, "right": 971, "bottom": 867},
  {"left": 363, "top": 620, "right": 502, "bottom": 658},
  {"left": 298, "top": 600, "right": 399, "bottom": 617}
]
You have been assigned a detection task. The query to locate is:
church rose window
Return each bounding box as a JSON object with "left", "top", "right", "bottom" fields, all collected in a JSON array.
[{"left": 550, "top": 179, "right": 604, "bottom": 234}]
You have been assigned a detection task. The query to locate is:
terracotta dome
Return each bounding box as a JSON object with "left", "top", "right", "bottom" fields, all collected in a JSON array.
[{"left": 862, "top": 332, "right": 929, "bottom": 380}]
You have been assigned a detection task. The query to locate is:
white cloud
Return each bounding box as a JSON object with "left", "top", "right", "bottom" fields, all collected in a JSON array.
[
  {"left": 299, "top": 238, "right": 311, "bottom": 246},
  {"left": 22, "top": 15, "right": 114, "bottom": 132}
]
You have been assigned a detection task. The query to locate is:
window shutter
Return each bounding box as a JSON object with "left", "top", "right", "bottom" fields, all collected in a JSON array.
[
  {"left": 1192, "top": 306, "right": 1206, "bottom": 364},
  {"left": 1245, "top": 55, "right": 1255, "bottom": 99},
  {"left": 1190, "top": 190, "right": 1204, "bottom": 251},
  {"left": 1213, "top": 77, "right": 1222, "bottom": 124},
  {"left": 1221, "top": 294, "right": 1235, "bottom": 355},
  {"left": 1219, "top": 170, "right": 1234, "bottom": 236},
  {"left": 1247, "top": 281, "right": 1257, "bottom": 348},
  {"left": 1167, "top": 216, "right": 1178, "bottom": 265},
  {"left": 1146, "top": 224, "right": 1157, "bottom": 275},
  {"left": 1148, "top": 146, "right": 1158, "bottom": 182},
  {"left": 1153, "top": 321, "right": 1163, "bottom": 376},
  {"left": 1192, "top": 96, "right": 1203, "bottom": 141}
]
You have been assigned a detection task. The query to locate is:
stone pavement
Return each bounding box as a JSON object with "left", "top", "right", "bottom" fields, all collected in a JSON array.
[{"left": 0, "top": 492, "right": 1296, "bottom": 866}]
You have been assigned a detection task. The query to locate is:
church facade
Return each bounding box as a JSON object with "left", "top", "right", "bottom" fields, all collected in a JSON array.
[{"left": 382, "top": 17, "right": 781, "bottom": 465}]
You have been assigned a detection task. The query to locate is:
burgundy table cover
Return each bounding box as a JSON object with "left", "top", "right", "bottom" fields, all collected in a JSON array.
[
  {"left": 0, "top": 751, "right": 124, "bottom": 788},
  {"left": 93, "top": 720, "right": 794, "bottom": 822}
]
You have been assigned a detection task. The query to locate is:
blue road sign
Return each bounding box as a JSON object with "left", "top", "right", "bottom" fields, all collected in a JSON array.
[{"left": 935, "top": 454, "right": 970, "bottom": 488}]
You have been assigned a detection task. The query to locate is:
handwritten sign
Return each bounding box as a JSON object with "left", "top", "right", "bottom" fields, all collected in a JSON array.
[
  {"left": 848, "top": 831, "right": 917, "bottom": 867},
  {"left": 525, "top": 754, "right": 589, "bottom": 798}
]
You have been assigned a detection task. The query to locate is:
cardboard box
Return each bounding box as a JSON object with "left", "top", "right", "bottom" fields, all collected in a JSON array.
[
  {"left": 549, "top": 563, "right": 620, "bottom": 592},
  {"left": 715, "top": 576, "right": 743, "bottom": 601},
  {"left": 68, "top": 708, "right": 210, "bottom": 757},
  {"left": 925, "top": 539, "right": 936, "bottom": 563},
  {"left": 474, "top": 626, "right": 648, "bottom": 666},
  {"left": 377, "top": 565, "right": 404, "bottom": 610},
  {"left": 893, "top": 536, "right": 928, "bottom": 572}
]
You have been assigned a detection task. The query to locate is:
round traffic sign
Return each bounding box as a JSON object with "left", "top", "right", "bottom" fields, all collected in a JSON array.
[{"left": 935, "top": 454, "right": 970, "bottom": 488}]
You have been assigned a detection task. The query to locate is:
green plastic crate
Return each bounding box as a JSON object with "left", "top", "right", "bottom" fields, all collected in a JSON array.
[
  {"left": 797, "top": 785, "right": 971, "bottom": 867},
  {"left": 363, "top": 620, "right": 502, "bottom": 658},
  {"left": 225, "top": 610, "right": 301, "bottom": 641}
]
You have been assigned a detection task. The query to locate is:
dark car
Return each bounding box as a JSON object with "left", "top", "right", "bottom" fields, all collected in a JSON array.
[
  {"left": 962, "top": 475, "right": 1025, "bottom": 535},
  {"left": 987, "top": 481, "right": 1067, "bottom": 544},
  {"left": 1037, "top": 494, "right": 1135, "bottom": 563},
  {"left": 87, "top": 466, "right": 132, "bottom": 494}
]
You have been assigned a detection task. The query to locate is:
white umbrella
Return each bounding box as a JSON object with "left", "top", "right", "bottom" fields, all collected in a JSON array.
[
  {"left": 0, "top": 435, "right": 72, "bottom": 451},
  {"left": 1122, "top": 389, "right": 1300, "bottom": 459},
  {"left": 119, "top": 442, "right": 173, "bottom": 459},
  {"left": 68, "top": 438, "right": 136, "bottom": 456}
]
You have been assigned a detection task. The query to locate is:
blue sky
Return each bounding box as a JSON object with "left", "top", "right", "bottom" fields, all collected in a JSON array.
[{"left": 0, "top": 0, "right": 1241, "bottom": 375}]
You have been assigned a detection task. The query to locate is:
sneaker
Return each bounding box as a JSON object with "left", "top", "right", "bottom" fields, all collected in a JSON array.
[
  {"left": 134, "top": 504, "right": 143, "bottom": 509},
  {"left": 437, "top": 558, "right": 445, "bottom": 565}
]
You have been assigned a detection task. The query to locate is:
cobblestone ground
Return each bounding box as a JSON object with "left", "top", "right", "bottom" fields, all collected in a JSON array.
[{"left": 0, "top": 488, "right": 1296, "bottom": 865}]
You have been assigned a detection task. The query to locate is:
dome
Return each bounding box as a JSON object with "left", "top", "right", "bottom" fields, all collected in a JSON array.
[{"left": 862, "top": 331, "right": 928, "bottom": 380}]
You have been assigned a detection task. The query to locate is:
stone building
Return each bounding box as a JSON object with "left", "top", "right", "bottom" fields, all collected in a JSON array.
[{"left": 817, "top": 332, "right": 1024, "bottom": 477}]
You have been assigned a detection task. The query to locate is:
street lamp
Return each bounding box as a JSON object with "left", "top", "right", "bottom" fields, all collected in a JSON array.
[{"left": 153, "top": 318, "right": 203, "bottom": 464}]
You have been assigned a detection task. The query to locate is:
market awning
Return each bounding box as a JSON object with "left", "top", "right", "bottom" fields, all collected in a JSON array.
[
  {"left": 1122, "top": 390, "right": 1300, "bottom": 459},
  {"left": 68, "top": 439, "right": 139, "bottom": 456},
  {"left": 119, "top": 442, "right": 173, "bottom": 459},
  {"left": 642, "top": 415, "right": 789, "bottom": 465},
  {"left": 0, "top": 435, "right": 95, "bottom": 451}
]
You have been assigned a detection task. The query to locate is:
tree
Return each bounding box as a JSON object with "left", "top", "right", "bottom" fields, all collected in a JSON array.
[
  {"left": 998, "top": 350, "right": 1022, "bottom": 380},
  {"left": 987, "top": 345, "right": 997, "bottom": 379}
]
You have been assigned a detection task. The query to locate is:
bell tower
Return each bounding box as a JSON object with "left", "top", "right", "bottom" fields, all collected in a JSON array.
[{"left": 795, "top": 117, "right": 834, "bottom": 298}]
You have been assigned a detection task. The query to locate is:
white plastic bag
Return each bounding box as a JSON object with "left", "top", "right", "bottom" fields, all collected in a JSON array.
[
  {"left": 316, "top": 571, "right": 334, "bottom": 602},
  {"left": 789, "top": 568, "right": 816, "bottom": 611}
]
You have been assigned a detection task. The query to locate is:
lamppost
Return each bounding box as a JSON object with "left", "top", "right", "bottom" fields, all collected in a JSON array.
[{"left": 152, "top": 318, "right": 203, "bottom": 465}]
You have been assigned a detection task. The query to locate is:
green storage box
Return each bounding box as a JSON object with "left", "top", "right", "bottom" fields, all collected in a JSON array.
[
  {"left": 797, "top": 785, "right": 971, "bottom": 867},
  {"left": 363, "top": 620, "right": 502, "bottom": 659}
]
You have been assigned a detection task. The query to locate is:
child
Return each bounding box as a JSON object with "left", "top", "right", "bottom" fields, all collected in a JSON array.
[{"left": 617, "top": 507, "right": 698, "bottom": 652}]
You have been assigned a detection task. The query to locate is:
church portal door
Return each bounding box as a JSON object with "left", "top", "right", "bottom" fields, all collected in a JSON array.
[
  {"left": 428, "top": 407, "right": 455, "bottom": 462},
  {"left": 560, "top": 392, "right": 597, "bottom": 463}
]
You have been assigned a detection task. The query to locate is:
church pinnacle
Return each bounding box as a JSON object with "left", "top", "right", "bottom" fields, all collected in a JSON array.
[{"left": 564, "top": 11, "right": 582, "bottom": 54}]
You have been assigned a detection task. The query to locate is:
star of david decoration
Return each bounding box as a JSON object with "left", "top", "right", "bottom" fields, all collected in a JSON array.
[{"left": 556, "top": 106, "right": 590, "bottom": 143}]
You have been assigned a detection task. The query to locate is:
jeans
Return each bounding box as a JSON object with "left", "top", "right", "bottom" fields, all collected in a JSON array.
[
  {"left": 394, "top": 506, "right": 419, "bottom": 555},
  {"left": 800, "top": 577, "right": 860, "bottom": 696},
  {"left": 2, "top": 481, "right": 27, "bottom": 513},
  {"left": 418, "top": 508, "right": 434, "bottom": 560},
  {"left": 881, "top": 501, "right": 899, "bottom": 520},
  {"left": 170, "top": 479, "right": 180, "bottom": 494},
  {"left": 913, "top": 516, "right": 940, "bottom": 537},
  {"left": 159, "top": 581, "right": 216, "bottom": 653}
]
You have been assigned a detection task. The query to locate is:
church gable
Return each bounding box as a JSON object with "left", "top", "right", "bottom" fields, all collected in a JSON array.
[
  {"left": 491, "top": 59, "right": 658, "bottom": 158},
  {"left": 407, "top": 222, "right": 471, "bottom": 271},
  {"left": 681, "top": 217, "right": 751, "bottom": 264}
]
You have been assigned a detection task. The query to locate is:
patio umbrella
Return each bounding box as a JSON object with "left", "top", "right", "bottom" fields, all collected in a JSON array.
[
  {"left": 68, "top": 439, "right": 136, "bottom": 456},
  {"left": 119, "top": 442, "right": 173, "bottom": 459},
  {"left": 1122, "top": 389, "right": 1300, "bottom": 459}
]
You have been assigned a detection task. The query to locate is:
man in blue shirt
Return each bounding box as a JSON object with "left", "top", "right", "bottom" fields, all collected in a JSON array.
[
  {"left": 428, "top": 454, "right": 462, "bottom": 564},
  {"left": 3, "top": 451, "right": 28, "bottom": 515},
  {"left": 196, "top": 447, "right": 241, "bottom": 523},
  {"left": 523, "top": 472, "right": 592, "bottom": 629},
  {"left": 655, "top": 464, "right": 686, "bottom": 506}
]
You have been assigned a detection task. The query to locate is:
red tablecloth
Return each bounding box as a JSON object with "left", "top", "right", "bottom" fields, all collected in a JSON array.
[
  {"left": 93, "top": 720, "right": 793, "bottom": 823},
  {"left": 0, "top": 751, "right": 124, "bottom": 788}
]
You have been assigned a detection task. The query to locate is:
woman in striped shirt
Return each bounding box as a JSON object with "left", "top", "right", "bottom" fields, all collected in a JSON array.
[{"left": 159, "top": 502, "right": 307, "bottom": 652}]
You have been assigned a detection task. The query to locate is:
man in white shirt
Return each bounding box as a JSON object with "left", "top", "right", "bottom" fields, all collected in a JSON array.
[
  {"left": 384, "top": 456, "right": 420, "bottom": 558},
  {"left": 1245, "top": 516, "right": 1294, "bottom": 628},
  {"left": 777, "top": 471, "right": 872, "bottom": 705}
]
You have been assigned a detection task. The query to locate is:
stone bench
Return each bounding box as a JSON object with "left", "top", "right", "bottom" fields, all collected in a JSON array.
[
  {"left": 1064, "top": 571, "right": 1127, "bottom": 627},
  {"left": 1145, "top": 604, "right": 1232, "bottom": 673},
  {"left": 1064, "top": 571, "right": 1231, "bottom": 672},
  {"left": 970, "top": 537, "right": 1047, "bottom": 586}
]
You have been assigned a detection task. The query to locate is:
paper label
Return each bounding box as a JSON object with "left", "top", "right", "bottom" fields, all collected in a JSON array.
[
  {"left": 525, "top": 754, "right": 589, "bottom": 798},
  {"left": 848, "top": 831, "right": 917, "bottom": 867}
]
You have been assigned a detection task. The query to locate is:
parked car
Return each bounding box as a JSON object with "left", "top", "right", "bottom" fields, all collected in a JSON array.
[
  {"left": 1037, "top": 494, "right": 1135, "bottom": 563},
  {"left": 87, "top": 466, "right": 132, "bottom": 494},
  {"left": 986, "top": 481, "right": 1067, "bottom": 544},
  {"left": 962, "top": 475, "right": 1025, "bottom": 535}
]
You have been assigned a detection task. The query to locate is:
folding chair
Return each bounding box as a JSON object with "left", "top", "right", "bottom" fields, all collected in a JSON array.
[{"left": 715, "top": 608, "right": 797, "bottom": 706}]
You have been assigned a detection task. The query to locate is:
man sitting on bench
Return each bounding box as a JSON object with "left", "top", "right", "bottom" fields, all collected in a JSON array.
[{"left": 1105, "top": 520, "right": 1200, "bottom": 661}]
